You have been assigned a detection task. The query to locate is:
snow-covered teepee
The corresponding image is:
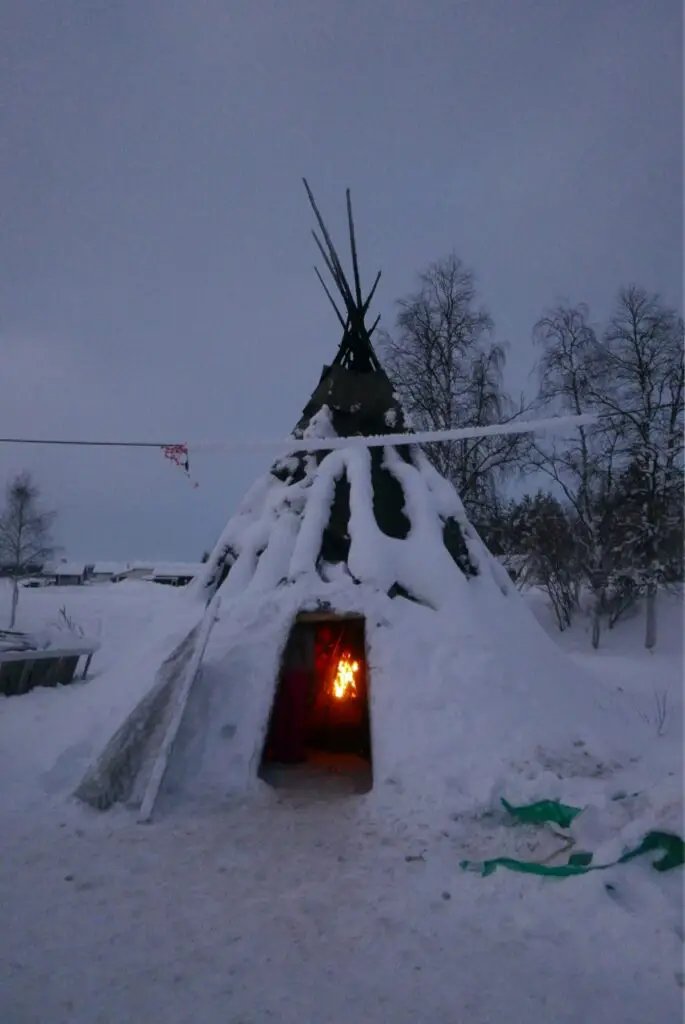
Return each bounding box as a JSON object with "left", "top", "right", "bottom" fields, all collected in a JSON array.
[
  {"left": 198, "top": 179, "right": 482, "bottom": 609},
  {"left": 76, "top": 182, "right": 622, "bottom": 821}
]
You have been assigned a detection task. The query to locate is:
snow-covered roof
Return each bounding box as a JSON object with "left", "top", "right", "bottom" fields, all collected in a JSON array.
[
  {"left": 106, "top": 563, "right": 154, "bottom": 577},
  {"left": 92, "top": 562, "right": 129, "bottom": 575},
  {"left": 87, "top": 561, "right": 199, "bottom": 579},
  {"left": 48, "top": 562, "right": 86, "bottom": 576},
  {"left": 151, "top": 563, "right": 204, "bottom": 579}
]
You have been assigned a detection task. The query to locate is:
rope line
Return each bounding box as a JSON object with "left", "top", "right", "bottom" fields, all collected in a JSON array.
[
  {"left": 0, "top": 414, "right": 598, "bottom": 454},
  {"left": 0, "top": 438, "right": 168, "bottom": 448}
]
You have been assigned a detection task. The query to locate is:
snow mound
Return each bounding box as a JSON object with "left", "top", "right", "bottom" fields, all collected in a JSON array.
[
  {"left": 165, "top": 423, "right": 638, "bottom": 819},
  {"left": 165, "top": 566, "right": 630, "bottom": 819}
]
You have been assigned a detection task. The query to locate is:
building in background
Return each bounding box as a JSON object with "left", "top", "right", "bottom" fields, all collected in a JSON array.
[
  {"left": 44, "top": 562, "right": 87, "bottom": 586},
  {"left": 146, "top": 563, "right": 205, "bottom": 587}
]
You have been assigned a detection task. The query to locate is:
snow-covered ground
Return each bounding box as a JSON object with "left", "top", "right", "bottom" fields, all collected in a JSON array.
[
  {"left": 0, "top": 581, "right": 682, "bottom": 1023},
  {"left": 528, "top": 586, "right": 683, "bottom": 778}
]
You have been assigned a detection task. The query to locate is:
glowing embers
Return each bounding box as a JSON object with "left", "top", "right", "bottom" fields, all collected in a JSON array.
[{"left": 330, "top": 653, "right": 359, "bottom": 701}]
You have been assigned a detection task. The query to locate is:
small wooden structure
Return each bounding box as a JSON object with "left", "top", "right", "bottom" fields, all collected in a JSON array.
[{"left": 0, "top": 635, "right": 99, "bottom": 696}]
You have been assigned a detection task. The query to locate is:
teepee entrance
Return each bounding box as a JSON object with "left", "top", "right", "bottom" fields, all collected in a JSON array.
[{"left": 259, "top": 612, "right": 372, "bottom": 795}]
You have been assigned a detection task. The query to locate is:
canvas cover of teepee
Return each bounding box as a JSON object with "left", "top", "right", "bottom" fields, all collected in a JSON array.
[{"left": 75, "top": 183, "right": 625, "bottom": 821}]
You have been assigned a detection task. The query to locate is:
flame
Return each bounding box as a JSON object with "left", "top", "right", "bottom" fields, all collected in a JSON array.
[{"left": 331, "top": 654, "right": 359, "bottom": 700}]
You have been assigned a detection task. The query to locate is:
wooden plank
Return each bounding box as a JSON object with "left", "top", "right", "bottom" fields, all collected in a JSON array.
[
  {"left": 0, "top": 646, "right": 99, "bottom": 694},
  {"left": 17, "top": 659, "right": 34, "bottom": 696},
  {"left": 137, "top": 595, "right": 221, "bottom": 824},
  {"left": 295, "top": 610, "right": 365, "bottom": 623},
  {"left": 0, "top": 644, "right": 98, "bottom": 664}
]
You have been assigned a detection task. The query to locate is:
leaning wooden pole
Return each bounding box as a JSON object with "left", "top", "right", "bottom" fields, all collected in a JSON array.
[
  {"left": 346, "top": 188, "right": 364, "bottom": 309},
  {"left": 137, "top": 594, "right": 222, "bottom": 824}
]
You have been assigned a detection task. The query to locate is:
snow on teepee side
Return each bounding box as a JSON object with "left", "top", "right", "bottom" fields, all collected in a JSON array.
[
  {"left": 180, "top": 420, "right": 622, "bottom": 816},
  {"left": 76, "top": 182, "right": 628, "bottom": 821}
]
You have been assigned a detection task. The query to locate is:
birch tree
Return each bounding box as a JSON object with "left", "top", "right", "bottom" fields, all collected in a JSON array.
[
  {"left": 0, "top": 472, "right": 57, "bottom": 629},
  {"left": 596, "top": 286, "right": 684, "bottom": 648},
  {"left": 379, "top": 253, "right": 530, "bottom": 536},
  {"left": 530, "top": 290, "right": 683, "bottom": 649},
  {"left": 530, "top": 303, "right": 613, "bottom": 647}
]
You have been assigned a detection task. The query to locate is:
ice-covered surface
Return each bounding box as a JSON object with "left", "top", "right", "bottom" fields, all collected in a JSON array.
[{"left": 0, "top": 580, "right": 682, "bottom": 1021}]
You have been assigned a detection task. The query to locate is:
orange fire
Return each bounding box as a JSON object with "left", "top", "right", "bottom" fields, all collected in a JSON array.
[{"left": 331, "top": 654, "right": 359, "bottom": 700}]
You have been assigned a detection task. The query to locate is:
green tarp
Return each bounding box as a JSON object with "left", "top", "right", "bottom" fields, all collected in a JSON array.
[
  {"left": 500, "top": 797, "right": 583, "bottom": 830},
  {"left": 460, "top": 799, "right": 684, "bottom": 878}
]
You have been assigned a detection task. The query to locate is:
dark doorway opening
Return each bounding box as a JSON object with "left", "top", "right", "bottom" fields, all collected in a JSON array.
[{"left": 259, "top": 613, "right": 372, "bottom": 795}]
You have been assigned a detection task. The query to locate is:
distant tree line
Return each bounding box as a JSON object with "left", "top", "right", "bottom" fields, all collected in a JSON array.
[{"left": 380, "top": 256, "right": 683, "bottom": 650}]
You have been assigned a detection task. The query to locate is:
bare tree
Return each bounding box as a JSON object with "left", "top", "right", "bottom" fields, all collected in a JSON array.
[
  {"left": 379, "top": 253, "right": 530, "bottom": 532},
  {"left": 595, "top": 286, "right": 684, "bottom": 648},
  {"left": 0, "top": 472, "right": 57, "bottom": 628},
  {"left": 530, "top": 291, "right": 684, "bottom": 649},
  {"left": 530, "top": 303, "right": 615, "bottom": 647}
]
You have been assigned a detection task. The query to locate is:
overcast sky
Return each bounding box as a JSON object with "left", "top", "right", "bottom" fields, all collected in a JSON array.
[{"left": 1, "top": 0, "right": 682, "bottom": 562}]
